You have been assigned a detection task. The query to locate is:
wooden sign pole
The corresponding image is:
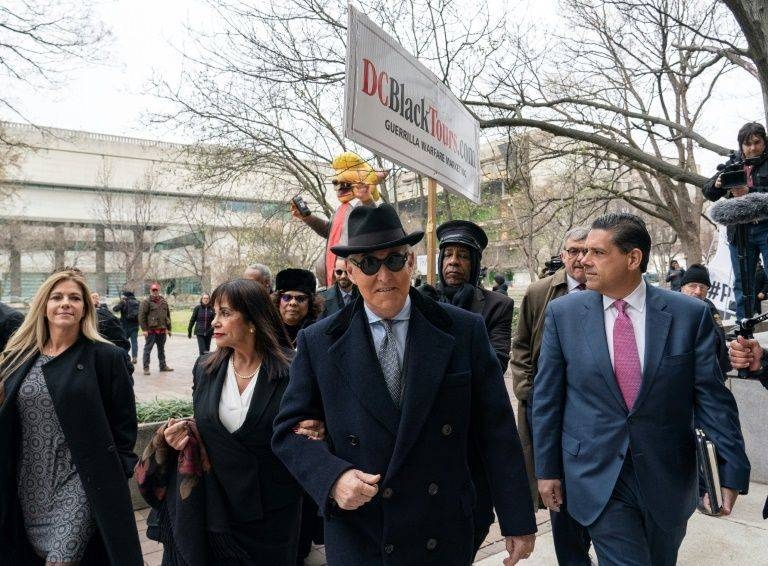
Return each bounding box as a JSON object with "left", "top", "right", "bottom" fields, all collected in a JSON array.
[{"left": 426, "top": 177, "right": 437, "bottom": 285}]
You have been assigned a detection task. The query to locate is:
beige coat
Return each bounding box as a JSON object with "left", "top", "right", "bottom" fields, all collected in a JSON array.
[{"left": 510, "top": 268, "right": 568, "bottom": 505}]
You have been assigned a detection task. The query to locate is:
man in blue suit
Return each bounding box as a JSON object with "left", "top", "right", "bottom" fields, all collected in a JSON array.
[
  {"left": 273, "top": 204, "right": 536, "bottom": 565},
  {"left": 533, "top": 212, "right": 750, "bottom": 566}
]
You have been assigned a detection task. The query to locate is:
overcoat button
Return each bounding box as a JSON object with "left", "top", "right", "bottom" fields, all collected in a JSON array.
[
  {"left": 348, "top": 434, "right": 359, "bottom": 447},
  {"left": 384, "top": 544, "right": 394, "bottom": 554},
  {"left": 426, "top": 538, "right": 438, "bottom": 550},
  {"left": 441, "top": 424, "right": 453, "bottom": 436},
  {"left": 76, "top": 363, "right": 84, "bottom": 370},
  {"left": 618, "top": 453, "right": 625, "bottom": 460},
  {"left": 382, "top": 488, "right": 394, "bottom": 499},
  {"left": 107, "top": 445, "right": 116, "bottom": 453},
  {"left": 428, "top": 483, "right": 439, "bottom": 496}
]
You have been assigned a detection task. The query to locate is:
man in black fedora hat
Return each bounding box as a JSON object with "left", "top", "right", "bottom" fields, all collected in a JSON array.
[{"left": 273, "top": 204, "right": 536, "bottom": 565}]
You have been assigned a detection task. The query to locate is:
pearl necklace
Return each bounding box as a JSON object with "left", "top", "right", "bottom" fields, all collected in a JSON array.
[{"left": 231, "top": 357, "right": 259, "bottom": 380}]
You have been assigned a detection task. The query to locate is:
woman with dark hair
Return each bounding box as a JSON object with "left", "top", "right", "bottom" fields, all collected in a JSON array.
[
  {"left": 147, "top": 279, "right": 306, "bottom": 565},
  {"left": 187, "top": 293, "right": 214, "bottom": 355},
  {"left": 272, "top": 268, "right": 324, "bottom": 350},
  {"left": 665, "top": 259, "right": 685, "bottom": 292},
  {"left": 0, "top": 268, "right": 141, "bottom": 565}
]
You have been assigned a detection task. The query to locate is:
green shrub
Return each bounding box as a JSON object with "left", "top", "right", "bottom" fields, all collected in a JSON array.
[{"left": 136, "top": 398, "right": 194, "bottom": 423}]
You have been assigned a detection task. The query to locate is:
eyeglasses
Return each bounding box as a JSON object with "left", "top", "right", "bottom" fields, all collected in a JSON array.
[
  {"left": 563, "top": 248, "right": 588, "bottom": 258},
  {"left": 349, "top": 252, "right": 409, "bottom": 276},
  {"left": 279, "top": 292, "right": 309, "bottom": 304},
  {"left": 334, "top": 269, "right": 348, "bottom": 276}
]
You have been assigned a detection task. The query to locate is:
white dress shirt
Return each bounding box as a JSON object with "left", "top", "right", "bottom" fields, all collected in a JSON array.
[
  {"left": 566, "top": 274, "right": 586, "bottom": 293},
  {"left": 364, "top": 295, "right": 411, "bottom": 368},
  {"left": 218, "top": 360, "right": 259, "bottom": 433},
  {"left": 602, "top": 280, "right": 647, "bottom": 372}
]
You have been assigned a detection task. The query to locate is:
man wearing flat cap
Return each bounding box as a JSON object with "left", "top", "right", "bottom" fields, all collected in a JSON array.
[
  {"left": 421, "top": 219, "right": 515, "bottom": 554},
  {"left": 273, "top": 204, "right": 536, "bottom": 565}
]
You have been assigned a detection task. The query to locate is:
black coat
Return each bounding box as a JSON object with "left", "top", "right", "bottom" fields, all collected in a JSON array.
[
  {"left": 0, "top": 337, "right": 142, "bottom": 565},
  {"left": 272, "top": 289, "right": 535, "bottom": 566},
  {"left": 319, "top": 283, "right": 359, "bottom": 319},
  {"left": 0, "top": 301, "right": 24, "bottom": 351},
  {"left": 192, "top": 353, "right": 303, "bottom": 563},
  {"left": 188, "top": 303, "right": 214, "bottom": 337},
  {"left": 96, "top": 304, "right": 131, "bottom": 351}
]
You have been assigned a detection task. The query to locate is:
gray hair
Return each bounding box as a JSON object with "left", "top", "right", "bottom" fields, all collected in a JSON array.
[
  {"left": 562, "top": 227, "right": 589, "bottom": 248},
  {"left": 245, "top": 263, "right": 272, "bottom": 282}
]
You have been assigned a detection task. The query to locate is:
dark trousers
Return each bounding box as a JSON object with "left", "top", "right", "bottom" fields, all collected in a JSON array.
[
  {"left": 527, "top": 401, "right": 592, "bottom": 565},
  {"left": 143, "top": 331, "right": 167, "bottom": 369},
  {"left": 297, "top": 492, "right": 323, "bottom": 561},
  {"left": 123, "top": 324, "right": 139, "bottom": 358},
  {"left": 587, "top": 457, "right": 686, "bottom": 566},
  {"left": 196, "top": 334, "right": 212, "bottom": 355},
  {"left": 472, "top": 521, "right": 492, "bottom": 557}
]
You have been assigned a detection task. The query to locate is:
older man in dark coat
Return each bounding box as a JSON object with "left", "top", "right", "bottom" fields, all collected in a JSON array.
[
  {"left": 419, "top": 219, "right": 515, "bottom": 554},
  {"left": 273, "top": 204, "right": 536, "bottom": 566}
]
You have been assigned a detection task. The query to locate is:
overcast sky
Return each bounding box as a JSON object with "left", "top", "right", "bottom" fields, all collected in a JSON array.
[{"left": 1, "top": 0, "right": 764, "bottom": 172}]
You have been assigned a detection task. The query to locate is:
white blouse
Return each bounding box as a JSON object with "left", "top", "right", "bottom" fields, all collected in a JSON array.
[{"left": 218, "top": 360, "right": 260, "bottom": 433}]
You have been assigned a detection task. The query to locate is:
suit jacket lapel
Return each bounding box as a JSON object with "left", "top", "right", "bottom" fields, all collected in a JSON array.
[
  {"left": 470, "top": 287, "right": 485, "bottom": 314},
  {"left": 387, "top": 306, "right": 454, "bottom": 478},
  {"left": 239, "top": 365, "right": 280, "bottom": 429},
  {"left": 329, "top": 310, "right": 400, "bottom": 436},
  {"left": 583, "top": 293, "right": 628, "bottom": 411},
  {"left": 634, "top": 285, "right": 671, "bottom": 412},
  {"left": 0, "top": 355, "right": 39, "bottom": 413}
]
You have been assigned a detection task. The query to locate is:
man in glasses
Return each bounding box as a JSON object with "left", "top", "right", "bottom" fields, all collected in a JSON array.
[
  {"left": 511, "top": 226, "right": 593, "bottom": 566},
  {"left": 320, "top": 257, "right": 359, "bottom": 319},
  {"left": 273, "top": 204, "right": 536, "bottom": 566}
]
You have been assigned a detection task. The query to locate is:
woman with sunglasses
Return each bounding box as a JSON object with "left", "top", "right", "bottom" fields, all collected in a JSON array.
[{"left": 272, "top": 268, "right": 324, "bottom": 350}]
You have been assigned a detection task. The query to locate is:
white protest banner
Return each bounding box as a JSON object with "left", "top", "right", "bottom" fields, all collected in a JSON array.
[
  {"left": 705, "top": 226, "right": 736, "bottom": 323},
  {"left": 344, "top": 5, "right": 481, "bottom": 203}
]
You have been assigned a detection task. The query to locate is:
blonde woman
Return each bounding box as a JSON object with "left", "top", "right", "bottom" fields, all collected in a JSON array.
[{"left": 0, "top": 268, "right": 141, "bottom": 565}]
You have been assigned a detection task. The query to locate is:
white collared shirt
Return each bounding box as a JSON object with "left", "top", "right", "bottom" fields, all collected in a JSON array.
[
  {"left": 218, "top": 360, "right": 259, "bottom": 433},
  {"left": 566, "top": 274, "right": 585, "bottom": 294},
  {"left": 364, "top": 295, "right": 411, "bottom": 367},
  {"left": 602, "top": 280, "right": 647, "bottom": 372}
]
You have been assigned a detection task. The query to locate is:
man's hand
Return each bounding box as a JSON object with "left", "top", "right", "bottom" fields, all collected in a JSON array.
[
  {"left": 731, "top": 186, "right": 749, "bottom": 197},
  {"left": 538, "top": 479, "right": 562, "bottom": 512},
  {"left": 701, "top": 487, "right": 739, "bottom": 516},
  {"left": 293, "top": 419, "right": 326, "bottom": 440},
  {"left": 331, "top": 469, "right": 380, "bottom": 510},
  {"left": 504, "top": 534, "right": 536, "bottom": 565},
  {"left": 728, "top": 336, "right": 763, "bottom": 372}
]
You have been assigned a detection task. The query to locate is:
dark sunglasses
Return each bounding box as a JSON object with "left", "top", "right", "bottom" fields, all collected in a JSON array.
[
  {"left": 334, "top": 269, "right": 348, "bottom": 276},
  {"left": 349, "top": 252, "right": 409, "bottom": 276},
  {"left": 279, "top": 292, "right": 309, "bottom": 304}
]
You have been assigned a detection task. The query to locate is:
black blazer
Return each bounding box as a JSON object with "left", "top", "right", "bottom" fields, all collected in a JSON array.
[
  {"left": 0, "top": 337, "right": 141, "bottom": 565},
  {"left": 319, "top": 283, "right": 359, "bottom": 320},
  {"left": 192, "top": 353, "right": 302, "bottom": 523}
]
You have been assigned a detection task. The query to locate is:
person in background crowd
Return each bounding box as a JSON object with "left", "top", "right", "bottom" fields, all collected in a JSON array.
[
  {"left": 703, "top": 122, "right": 768, "bottom": 319},
  {"left": 511, "top": 227, "right": 593, "bottom": 566},
  {"left": 143, "top": 279, "right": 307, "bottom": 565},
  {"left": 139, "top": 282, "right": 174, "bottom": 376},
  {"left": 533, "top": 213, "right": 750, "bottom": 566},
  {"left": 320, "top": 257, "right": 358, "bottom": 319},
  {"left": 0, "top": 300, "right": 24, "bottom": 352},
  {"left": 188, "top": 293, "right": 214, "bottom": 356},
  {"left": 272, "top": 268, "right": 325, "bottom": 564},
  {"left": 113, "top": 289, "right": 140, "bottom": 364},
  {"left": 272, "top": 269, "right": 323, "bottom": 350},
  {"left": 492, "top": 273, "right": 509, "bottom": 295},
  {"left": 423, "top": 219, "right": 515, "bottom": 556},
  {"left": 0, "top": 268, "right": 141, "bottom": 564},
  {"left": 272, "top": 204, "right": 536, "bottom": 565},
  {"left": 665, "top": 259, "right": 685, "bottom": 291},
  {"left": 91, "top": 291, "right": 131, "bottom": 353},
  {"left": 243, "top": 263, "right": 273, "bottom": 292},
  {"left": 680, "top": 264, "right": 731, "bottom": 375}
]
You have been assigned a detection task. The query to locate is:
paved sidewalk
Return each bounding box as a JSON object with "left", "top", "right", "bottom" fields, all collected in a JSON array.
[{"left": 133, "top": 333, "right": 199, "bottom": 402}]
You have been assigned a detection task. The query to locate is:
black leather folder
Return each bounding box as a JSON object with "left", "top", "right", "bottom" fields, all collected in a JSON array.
[{"left": 696, "top": 428, "right": 722, "bottom": 515}]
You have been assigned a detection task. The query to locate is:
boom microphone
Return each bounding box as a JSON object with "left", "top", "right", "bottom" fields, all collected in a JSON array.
[{"left": 710, "top": 192, "right": 768, "bottom": 225}]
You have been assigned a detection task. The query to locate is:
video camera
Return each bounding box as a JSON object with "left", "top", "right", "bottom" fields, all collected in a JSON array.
[
  {"left": 543, "top": 256, "right": 564, "bottom": 277},
  {"left": 716, "top": 150, "right": 763, "bottom": 190}
]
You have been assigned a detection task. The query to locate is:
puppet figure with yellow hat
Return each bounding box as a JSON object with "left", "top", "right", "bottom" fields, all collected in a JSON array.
[{"left": 291, "top": 151, "right": 386, "bottom": 286}]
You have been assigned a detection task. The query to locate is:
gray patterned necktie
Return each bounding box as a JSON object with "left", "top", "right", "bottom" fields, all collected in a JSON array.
[{"left": 377, "top": 319, "right": 402, "bottom": 407}]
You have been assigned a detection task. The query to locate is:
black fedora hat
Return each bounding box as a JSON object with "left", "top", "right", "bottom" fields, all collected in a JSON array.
[
  {"left": 331, "top": 204, "right": 424, "bottom": 257},
  {"left": 436, "top": 220, "right": 488, "bottom": 252}
]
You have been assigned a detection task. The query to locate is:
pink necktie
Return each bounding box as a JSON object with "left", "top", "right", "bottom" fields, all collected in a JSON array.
[{"left": 612, "top": 299, "right": 642, "bottom": 409}]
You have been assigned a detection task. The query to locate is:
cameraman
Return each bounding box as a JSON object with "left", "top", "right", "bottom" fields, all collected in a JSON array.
[{"left": 703, "top": 121, "right": 768, "bottom": 319}]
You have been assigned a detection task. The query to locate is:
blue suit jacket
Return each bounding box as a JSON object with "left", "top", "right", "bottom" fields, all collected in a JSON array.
[
  {"left": 532, "top": 284, "right": 750, "bottom": 530},
  {"left": 272, "top": 289, "right": 535, "bottom": 565}
]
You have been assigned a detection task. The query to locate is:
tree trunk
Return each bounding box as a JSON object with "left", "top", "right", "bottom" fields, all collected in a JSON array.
[{"left": 724, "top": 0, "right": 768, "bottom": 123}]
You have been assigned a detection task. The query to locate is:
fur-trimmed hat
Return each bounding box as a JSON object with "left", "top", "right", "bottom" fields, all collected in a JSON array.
[{"left": 275, "top": 268, "right": 317, "bottom": 295}]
